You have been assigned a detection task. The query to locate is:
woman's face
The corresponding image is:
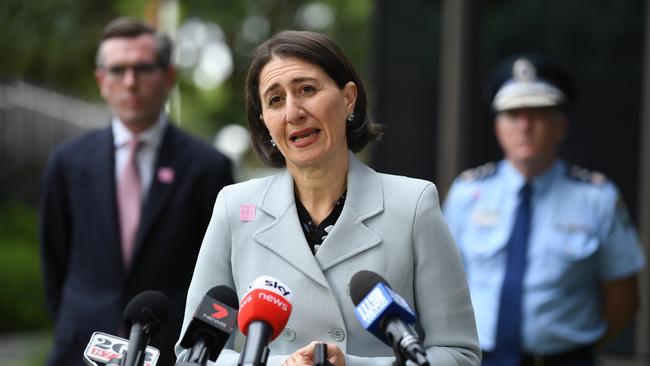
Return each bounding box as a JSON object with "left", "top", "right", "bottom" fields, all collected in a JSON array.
[{"left": 258, "top": 56, "right": 356, "bottom": 171}]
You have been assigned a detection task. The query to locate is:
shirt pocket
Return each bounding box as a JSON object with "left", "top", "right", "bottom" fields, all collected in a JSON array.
[
  {"left": 544, "top": 230, "right": 599, "bottom": 261},
  {"left": 461, "top": 227, "right": 509, "bottom": 286},
  {"left": 539, "top": 229, "right": 599, "bottom": 285},
  {"left": 461, "top": 226, "right": 509, "bottom": 259}
]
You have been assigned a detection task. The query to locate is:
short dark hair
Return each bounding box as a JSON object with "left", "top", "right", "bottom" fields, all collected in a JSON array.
[
  {"left": 245, "top": 30, "right": 382, "bottom": 167},
  {"left": 96, "top": 17, "right": 173, "bottom": 69}
]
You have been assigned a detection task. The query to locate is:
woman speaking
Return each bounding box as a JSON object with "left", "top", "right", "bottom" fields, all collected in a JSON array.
[{"left": 178, "top": 30, "right": 480, "bottom": 366}]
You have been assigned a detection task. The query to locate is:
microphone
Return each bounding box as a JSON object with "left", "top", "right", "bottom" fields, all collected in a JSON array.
[
  {"left": 349, "top": 270, "right": 429, "bottom": 366},
  {"left": 83, "top": 331, "right": 161, "bottom": 366},
  {"left": 237, "top": 275, "right": 294, "bottom": 366},
  {"left": 177, "top": 286, "right": 239, "bottom": 365},
  {"left": 314, "top": 343, "right": 333, "bottom": 366},
  {"left": 121, "top": 290, "right": 170, "bottom": 366}
]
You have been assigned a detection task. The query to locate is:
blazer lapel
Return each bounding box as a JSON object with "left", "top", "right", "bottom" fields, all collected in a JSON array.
[
  {"left": 132, "top": 124, "right": 177, "bottom": 264},
  {"left": 314, "top": 152, "right": 383, "bottom": 271},
  {"left": 87, "top": 128, "right": 123, "bottom": 271},
  {"left": 253, "top": 170, "right": 330, "bottom": 289},
  {"left": 253, "top": 152, "right": 384, "bottom": 284}
]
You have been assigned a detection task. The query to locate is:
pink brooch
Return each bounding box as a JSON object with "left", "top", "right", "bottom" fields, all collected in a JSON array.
[
  {"left": 240, "top": 205, "right": 256, "bottom": 222},
  {"left": 157, "top": 167, "right": 175, "bottom": 184}
]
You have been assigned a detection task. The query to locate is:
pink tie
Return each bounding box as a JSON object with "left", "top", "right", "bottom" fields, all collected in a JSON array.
[{"left": 118, "top": 136, "right": 141, "bottom": 268}]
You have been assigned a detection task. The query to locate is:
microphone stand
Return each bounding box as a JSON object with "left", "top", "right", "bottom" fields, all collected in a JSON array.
[
  {"left": 314, "top": 343, "right": 333, "bottom": 366},
  {"left": 121, "top": 322, "right": 151, "bottom": 366},
  {"left": 238, "top": 321, "right": 272, "bottom": 366},
  {"left": 391, "top": 342, "right": 407, "bottom": 366},
  {"left": 176, "top": 337, "right": 209, "bottom": 366}
]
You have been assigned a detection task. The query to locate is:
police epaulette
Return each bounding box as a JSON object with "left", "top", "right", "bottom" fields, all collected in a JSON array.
[
  {"left": 567, "top": 165, "right": 607, "bottom": 185},
  {"left": 459, "top": 162, "right": 497, "bottom": 181}
]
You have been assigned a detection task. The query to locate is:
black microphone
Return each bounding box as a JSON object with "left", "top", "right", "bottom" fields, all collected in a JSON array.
[
  {"left": 350, "top": 270, "right": 429, "bottom": 366},
  {"left": 314, "top": 343, "right": 333, "bottom": 366},
  {"left": 121, "top": 291, "right": 170, "bottom": 366},
  {"left": 177, "top": 286, "right": 239, "bottom": 365}
]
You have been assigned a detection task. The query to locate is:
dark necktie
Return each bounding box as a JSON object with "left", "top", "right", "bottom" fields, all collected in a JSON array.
[{"left": 489, "top": 183, "right": 532, "bottom": 366}]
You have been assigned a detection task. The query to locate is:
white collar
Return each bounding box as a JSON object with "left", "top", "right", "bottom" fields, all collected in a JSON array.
[{"left": 112, "top": 114, "right": 168, "bottom": 149}]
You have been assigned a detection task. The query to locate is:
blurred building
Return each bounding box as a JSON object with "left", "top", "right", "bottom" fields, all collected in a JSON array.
[{"left": 371, "top": 1, "right": 649, "bottom": 365}]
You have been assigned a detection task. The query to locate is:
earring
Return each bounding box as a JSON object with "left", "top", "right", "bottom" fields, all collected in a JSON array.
[
  {"left": 347, "top": 113, "right": 355, "bottom": 123},
  {"left": 269, "top": 139, "right": 276, "bottom": 148}
]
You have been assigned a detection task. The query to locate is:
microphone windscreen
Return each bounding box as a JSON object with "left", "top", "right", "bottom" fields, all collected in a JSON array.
[
  {"left": 207, "top": 285, "right": 239, "bottom": 310},
  {"left": 123, "top": 290, "right": 170, "bottom": 328},
  {"left": 350, "top": 270, "right": 388, "bottom": 306},
  {"left": 238, "top": 276, "right": 293, "bottom": 340}
]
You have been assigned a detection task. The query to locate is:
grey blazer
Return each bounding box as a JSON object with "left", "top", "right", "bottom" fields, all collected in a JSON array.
[{"left": 178, "top": 152, "right": 480, "bottom": 365}]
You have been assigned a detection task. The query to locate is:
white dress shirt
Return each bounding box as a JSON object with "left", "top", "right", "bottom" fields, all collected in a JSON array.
[{"left": 112, "top": 115, "right": 168, "bottom": 202}]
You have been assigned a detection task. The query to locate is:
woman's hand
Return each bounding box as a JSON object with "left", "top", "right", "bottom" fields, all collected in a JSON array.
[{"left": 282, "top": 341, "right": 345, "bottom": 366}]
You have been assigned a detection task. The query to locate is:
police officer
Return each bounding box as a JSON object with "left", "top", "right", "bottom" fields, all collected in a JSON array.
[{"left": 443, "top": 54, "right": 645, "bottom": 366}]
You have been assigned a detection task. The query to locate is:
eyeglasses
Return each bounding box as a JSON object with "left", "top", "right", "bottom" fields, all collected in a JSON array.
[{"left": 100, "top": 63, "right": 163, "bottom": 79}]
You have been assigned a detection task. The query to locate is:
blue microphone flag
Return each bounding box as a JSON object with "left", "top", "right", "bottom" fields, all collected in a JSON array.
[{"left": 353, "top": 282, "right": 417, "bottom": 344}]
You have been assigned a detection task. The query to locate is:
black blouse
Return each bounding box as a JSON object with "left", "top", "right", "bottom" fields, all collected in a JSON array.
[{"left": 295, "top": 191, "right": 347, "bottom": 255}]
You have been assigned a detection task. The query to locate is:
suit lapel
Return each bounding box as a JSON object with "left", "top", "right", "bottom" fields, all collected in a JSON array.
[
  {"left": 132, "top": 124, "right": 178, "bottom": 265},
  {"left": 88, "top": 128, "right": 123, "bottom": 271},
  {"left": 314, "top": 152, "right": 383, "bottom": 270},
  {"left": 253, "top": 170, "right": 331, "bottom": 288},
  {"left": 253, "top": 153, "right": 384, "bottom": 286}
]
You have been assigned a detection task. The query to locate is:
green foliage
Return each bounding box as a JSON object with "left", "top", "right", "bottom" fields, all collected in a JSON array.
[
  {"left": 115, "top": 0, "right": 148, "bottom": 17},
  {"left": 173, "top": 0, "right": 374, "bottom": 138},
  {"left": 0, "top": 202, "right": 51, "bottom": 332},
  {"left": 0, "top": 0, "right": 374, "bottom": 145},
  {"left": 0, "top": 0, "right": 115, "bottom": 98}
]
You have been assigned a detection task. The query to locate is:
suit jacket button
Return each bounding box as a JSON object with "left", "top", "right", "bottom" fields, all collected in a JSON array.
[
  {"left": 330, "top": 327, "right": 345, "bottom": 342},
  {"left": 282, "top": 326, "right": 296, "bottom": 341}
]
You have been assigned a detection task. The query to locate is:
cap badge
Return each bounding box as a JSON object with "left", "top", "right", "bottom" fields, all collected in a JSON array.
[{"left": 512, "top": 58, "right": 536, "bottom": 82}]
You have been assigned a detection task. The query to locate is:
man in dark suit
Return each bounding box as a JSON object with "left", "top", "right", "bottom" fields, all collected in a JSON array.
[{"left": 39, "top": 17, "right": 233, "bottom": 366}]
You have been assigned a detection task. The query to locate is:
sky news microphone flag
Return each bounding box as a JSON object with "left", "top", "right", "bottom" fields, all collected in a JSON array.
[{"left": 238, "top": 275, "right": 294, "bottom": 366}]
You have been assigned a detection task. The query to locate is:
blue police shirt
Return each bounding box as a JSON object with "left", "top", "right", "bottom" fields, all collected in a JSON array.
[{"left": 443, "top": 159, "right": 645, "bottom": 354}]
